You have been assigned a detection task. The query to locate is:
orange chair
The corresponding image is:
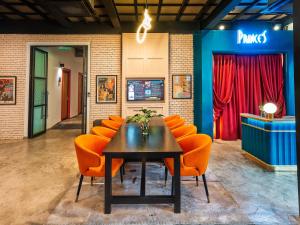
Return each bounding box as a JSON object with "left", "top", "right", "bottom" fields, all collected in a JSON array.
[
  {"left": 102, "top": 119, "right": 122, "bottom": 131},
  {"left": 171, "top": 125, "right": 197, "bottom": 140},
  {"left": 164, "top": 115, "right": 180, "bottom": 122},
  {"left": 74, "top": 134, "right": 123, "bottom": 202},
  {"left": 164, "top": 134, "right": 212, "bottom": 203},
  {"left": 109, "top": 115, "right": 125, "bottom": 124},
  {"left": 91, "top": 126, "right": 117, "bottom": 139},
  {"left": 166, "top": 118, "right": 185, "bottom": 130}
]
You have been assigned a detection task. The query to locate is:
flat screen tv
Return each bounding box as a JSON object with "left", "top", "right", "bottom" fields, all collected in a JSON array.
[{"left": 127, "top": 79, "right": 165, "bottom": 101}]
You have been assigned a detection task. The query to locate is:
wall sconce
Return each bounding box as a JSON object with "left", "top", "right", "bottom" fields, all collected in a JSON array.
[{"left": 263, "top": 102, "right": 277, "bottom": 120}]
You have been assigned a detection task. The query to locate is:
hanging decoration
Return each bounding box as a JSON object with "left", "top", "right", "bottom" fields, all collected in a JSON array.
[{"left": 136, "top": 1, "right": 152, "bottom": 44}]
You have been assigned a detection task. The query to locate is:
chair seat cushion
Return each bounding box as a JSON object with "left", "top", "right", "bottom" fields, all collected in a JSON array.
[{"left": 164, "top": 157, "right": 199, "bottom": 177}]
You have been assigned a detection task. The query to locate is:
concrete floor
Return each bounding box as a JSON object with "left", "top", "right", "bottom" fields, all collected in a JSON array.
[{"left": 0, "top": 130, "right": 299, "bottom": 225}]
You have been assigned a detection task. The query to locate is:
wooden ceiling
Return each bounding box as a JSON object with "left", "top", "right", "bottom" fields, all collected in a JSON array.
[{"left": 0, "top": 0, "right": 293, "bottom": 33}]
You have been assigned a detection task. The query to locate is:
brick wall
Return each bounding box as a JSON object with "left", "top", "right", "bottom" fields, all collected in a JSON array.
[
  {"left": 0, "top": 34, "right": 193, "bottom": 140},
  {"left": 0, "top": 34, "right": 121, "bottom": 140},
  {"left": 169, "top": 34, "right": 194, "bottom": 124}
]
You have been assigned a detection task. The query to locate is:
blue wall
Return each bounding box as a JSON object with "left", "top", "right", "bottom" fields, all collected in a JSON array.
[{"left": 193, "top": 30, "right": 294, "bottom": 137}]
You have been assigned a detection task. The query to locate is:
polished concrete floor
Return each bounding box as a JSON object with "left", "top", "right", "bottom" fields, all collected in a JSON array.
[{"left": 0, "top": 130, "right": 299, "bottom": 225}]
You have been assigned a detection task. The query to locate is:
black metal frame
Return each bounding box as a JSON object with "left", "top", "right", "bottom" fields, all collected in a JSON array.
[
  {"left": 28, "top": 47, "right": 48, "bottom": 138},
  {"left": 103, "top": 152, "right": 181, "bottom": 214}
]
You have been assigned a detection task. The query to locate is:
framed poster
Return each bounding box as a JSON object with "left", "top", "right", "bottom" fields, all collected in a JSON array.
[
  {"left": 172, "top": 74, "right": 192, "bottom": 99},
  {"left": 0, "top": 76, "right": 16, "bottom": 105},
  {"left": 96, "top": 75, "right": 117, "bottom": 103}
]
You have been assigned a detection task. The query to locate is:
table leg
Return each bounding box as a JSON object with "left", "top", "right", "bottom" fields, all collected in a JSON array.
[
  {"left": 140, "top": 160, "right": 146, "bottom": 196},
  {"left": 174, "top": 154, "right": 181, "bottom": 213},
  {"left": 104, "top": 154, "right": 112, "bottom": 214}
]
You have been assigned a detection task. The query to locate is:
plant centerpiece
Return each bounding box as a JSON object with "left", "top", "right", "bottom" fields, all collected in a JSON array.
[{"left": 126, "top": 108, "right": 163, "bottom": 135}]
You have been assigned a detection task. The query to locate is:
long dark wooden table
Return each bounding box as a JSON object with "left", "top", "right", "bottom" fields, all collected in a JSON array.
[{"left": 102, "top": 117, "right": 182, "bottom": 214}]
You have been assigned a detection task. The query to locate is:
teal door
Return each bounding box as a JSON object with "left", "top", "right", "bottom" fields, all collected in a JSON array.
[{"left": 29, "top": 48, "right": 48, "bottom": 138}]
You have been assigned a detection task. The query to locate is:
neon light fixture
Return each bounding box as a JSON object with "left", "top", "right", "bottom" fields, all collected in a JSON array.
[
  {"left": 237, "top": 30, "right": 268, "bottom": 44},
  {"left": 136, "top": 1, "right": 152, "bottom": 44}
]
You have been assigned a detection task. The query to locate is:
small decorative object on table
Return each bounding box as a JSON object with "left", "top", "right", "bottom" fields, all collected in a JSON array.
[{"left": 126, "top": 108, "right": 163, "bottom": 135}]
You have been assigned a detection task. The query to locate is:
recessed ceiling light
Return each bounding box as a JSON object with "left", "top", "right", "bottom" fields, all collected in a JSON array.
[
  {"left": 219, "top": 25, "right": 225, "bottom": 30},
  {"left": 273, "top": 24, "right": 281, "bottom": 31}
]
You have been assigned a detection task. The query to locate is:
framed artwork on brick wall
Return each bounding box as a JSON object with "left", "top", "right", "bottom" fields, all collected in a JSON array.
[
  {"left": 172, "top": 74, "right": 192, "bottom": 99},
  {"left": 0, "top": 76, "right": 16, "bottom": 105},
  {"left": 96, "top": 75, "right": 117, "bottom": 103}
]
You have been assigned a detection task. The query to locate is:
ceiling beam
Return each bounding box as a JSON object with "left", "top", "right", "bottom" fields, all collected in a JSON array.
[
  {"left": 176, "top": 0, "right": 189, "bottom": 21},
  {"left": 134, "top": 0, "right": 138, "bottom": 22},
  {"left": 194, "top": 0, "right": 216, "bottom": 21},
  {"left": 200, "top": 0, "right": 241, "bottom": 29},
  {"left": 22, "top": 0, "right": 50, "bottom": 20},
  {"left": 0, "top": 1, "right": 28, "bottom": 19},
  {"left": 0, "top": 20, "right": 200, "bottom": 33},
  {"left": 36, "top": 0, "right": 71, "bottom": 27},
  {"left": 102, "top": 0, "right": 120, "bottom": 28},
  {"left": 157, "top": 0, "right": 163, "bottom": 22},
  {"left": 232, "top": 0, "right": 259, "bottom": 21}
]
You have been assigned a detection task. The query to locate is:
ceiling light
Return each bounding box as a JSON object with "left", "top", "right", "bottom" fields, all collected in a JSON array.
[
  {"left": 219, "top": 25, "right": 225, "bottom": 30},
  {"left": 136, "top": 8, "right": 152, "bottom": 44},
  {"left": 273, "top": 24, "right": 281, "bottom": 31}
]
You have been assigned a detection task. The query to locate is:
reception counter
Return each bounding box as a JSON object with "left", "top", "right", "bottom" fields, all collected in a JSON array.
[{"left": 241, "top": 113, "right": 296, "bottom": 171}]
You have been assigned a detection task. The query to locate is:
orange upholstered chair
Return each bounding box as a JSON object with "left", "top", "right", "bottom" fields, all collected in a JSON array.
[
  {"left": 166, "top": 118, "right": 185, "bottom": 130},
  {"left": 164, "top": 134, "right": 212, "bottom": 203},
  {"left": 109, "top": 115, "right": 125, "bottom": 124},
  {"left": 102, "top": 119, "right": 122, "bottom": 131},
  {"left": 171, "top": 125, "right": 197, "bottom": 141},
  {"left": 164, "top": 115, "right": 180, "bottom": 122},
  {"left": 74, "top": 134, "right": 123, "bottom": 202},
  {"left": 91, "top": 126, "right": 117, "bottom": 139}
]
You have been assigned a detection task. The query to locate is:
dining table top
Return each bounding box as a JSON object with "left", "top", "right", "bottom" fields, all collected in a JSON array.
[{"left": 102, "top": 117, "right": 183, "bottom": 155}]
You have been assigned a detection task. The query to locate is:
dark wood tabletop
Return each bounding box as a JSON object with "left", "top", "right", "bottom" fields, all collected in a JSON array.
[{"left": 102, "top": 117, "right": 183, "bottom": 156}]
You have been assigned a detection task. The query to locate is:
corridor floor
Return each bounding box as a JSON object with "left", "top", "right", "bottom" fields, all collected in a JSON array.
[{"left": 0, "top": 130, "right": 299, "bottom": 225}]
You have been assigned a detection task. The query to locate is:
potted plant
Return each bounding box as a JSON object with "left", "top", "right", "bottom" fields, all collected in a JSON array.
[{"left": 126, "top": 108, "right": 163, "bottom": 135}]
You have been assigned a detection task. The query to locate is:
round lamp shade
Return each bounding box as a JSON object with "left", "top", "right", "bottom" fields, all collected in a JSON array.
[{"left": 263, "top": 103, "right": 277, "bottom": 114}]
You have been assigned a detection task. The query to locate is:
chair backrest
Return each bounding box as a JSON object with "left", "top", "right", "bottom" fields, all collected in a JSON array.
[
  {"left": 171, "top": 124, "right": 197, "bottom": 139},
  {"left": 74, "top": 134, "right": 110, "bottom": 174},
  {"left": 109, "top": 115, "right": 125, "bottom": 123},
  {"left": 91, "top": 126, "right": 117, "bottom": 139},
  {"left": 167, "top": 118, "right": 185, "bottom": 130},
  {"left": 164, "top": 115, "right": 180, "bottom": 122},
  {"left": 178, "top": 134, "right": 212, "bottom": 175},
  {"left": 102, "top": 119, "right": 121, "bottom": 130}
]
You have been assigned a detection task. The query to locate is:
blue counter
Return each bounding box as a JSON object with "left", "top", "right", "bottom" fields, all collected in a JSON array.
[{"left": 241, "top": 114, "right": 296, "bottom": 170}]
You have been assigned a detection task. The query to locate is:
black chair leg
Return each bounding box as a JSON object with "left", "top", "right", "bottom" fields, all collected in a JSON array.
[
  {"left": 122, "top": 163, "right": 126, "bottom": 175},
  {"left": 196, "top": 176, "right": 199, "bottom": 186},
  {"left": 75, "top": 175, "right": 84, "bottom": 202},
  {"left": 202, "top": 174, "right": 210, "bottom": 203},
  {"left": 91, "top": 176, "right": 94, "bottom": 186},
  {"left": 171, "top": 176, "right": 174, "bottom": 195},
  {"left": 120, "top": 168, "right": 123, "bottom": 184},
  {"left": 164, "top": 166, "right": 168, "bottom": 186}
]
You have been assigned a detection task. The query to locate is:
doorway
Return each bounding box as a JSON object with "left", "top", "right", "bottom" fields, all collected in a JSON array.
[
  {"left": 28, "top": 45, "right": 88, "bottom": 138},
  {"left": 61, "top": 69, "right": 71, "bottom": 121}
]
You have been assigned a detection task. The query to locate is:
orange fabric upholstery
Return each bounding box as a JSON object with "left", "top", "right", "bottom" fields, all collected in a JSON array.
[
  {"left": 91, "top": 126, "right": 117, "bottom": 139},
  {"left": 171, "top": 125, "right": 197, "bottom": 140},
  {"left": 109, "top": 115, "right": 125, "bottom": 123},
  {"left": 166, "top": 118, "right": 185, "bottom": 130},
  {"left": 102, "top": 119, "right": 121, "bottom": 131},
  {"left": 74, "top": 134, "right": 123, "bottom": 177},
  {"left": 164, "top": 134, "right": 212, "bottom": 177},
  {"left": 164, "top": 115, "right": 180, "bottom": 122}
]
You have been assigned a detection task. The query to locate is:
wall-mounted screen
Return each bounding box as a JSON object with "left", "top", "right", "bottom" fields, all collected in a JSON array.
[{"left": 127, "top": 79, "right": 164, "bottom": 101}]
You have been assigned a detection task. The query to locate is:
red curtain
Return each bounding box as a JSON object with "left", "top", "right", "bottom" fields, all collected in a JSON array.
[{"left": 214, "top": 54, "right": 286, "bottom": 140}]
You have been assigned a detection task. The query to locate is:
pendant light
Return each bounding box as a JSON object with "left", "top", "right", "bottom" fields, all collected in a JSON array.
[{"left": 136, "top": 0, "right": 152, "bottom": 44}]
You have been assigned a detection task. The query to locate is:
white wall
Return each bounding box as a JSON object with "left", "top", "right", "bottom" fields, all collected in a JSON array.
[{"left": 42, "top": 47, "right": 83, "bottom": 129}]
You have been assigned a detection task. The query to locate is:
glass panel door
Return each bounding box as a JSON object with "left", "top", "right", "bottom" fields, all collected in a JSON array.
[{"left": 29, "top": 48, "right": 48, "bottom": 138}]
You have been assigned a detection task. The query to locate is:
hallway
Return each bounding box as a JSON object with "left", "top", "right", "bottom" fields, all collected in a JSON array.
[{"left": 0, "top": 132, "right": 298, "bottom": 225}]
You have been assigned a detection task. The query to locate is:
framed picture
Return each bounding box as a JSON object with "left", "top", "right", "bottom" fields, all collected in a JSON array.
[
  {"left": 0, "top": 76, "right": 16, "bottom": 105},
  {"left": 96, "top": 75, "right": 117, "bottom": 103},
  {"left": 172, "top": 74, "right": 192, "bottom": 99}
]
